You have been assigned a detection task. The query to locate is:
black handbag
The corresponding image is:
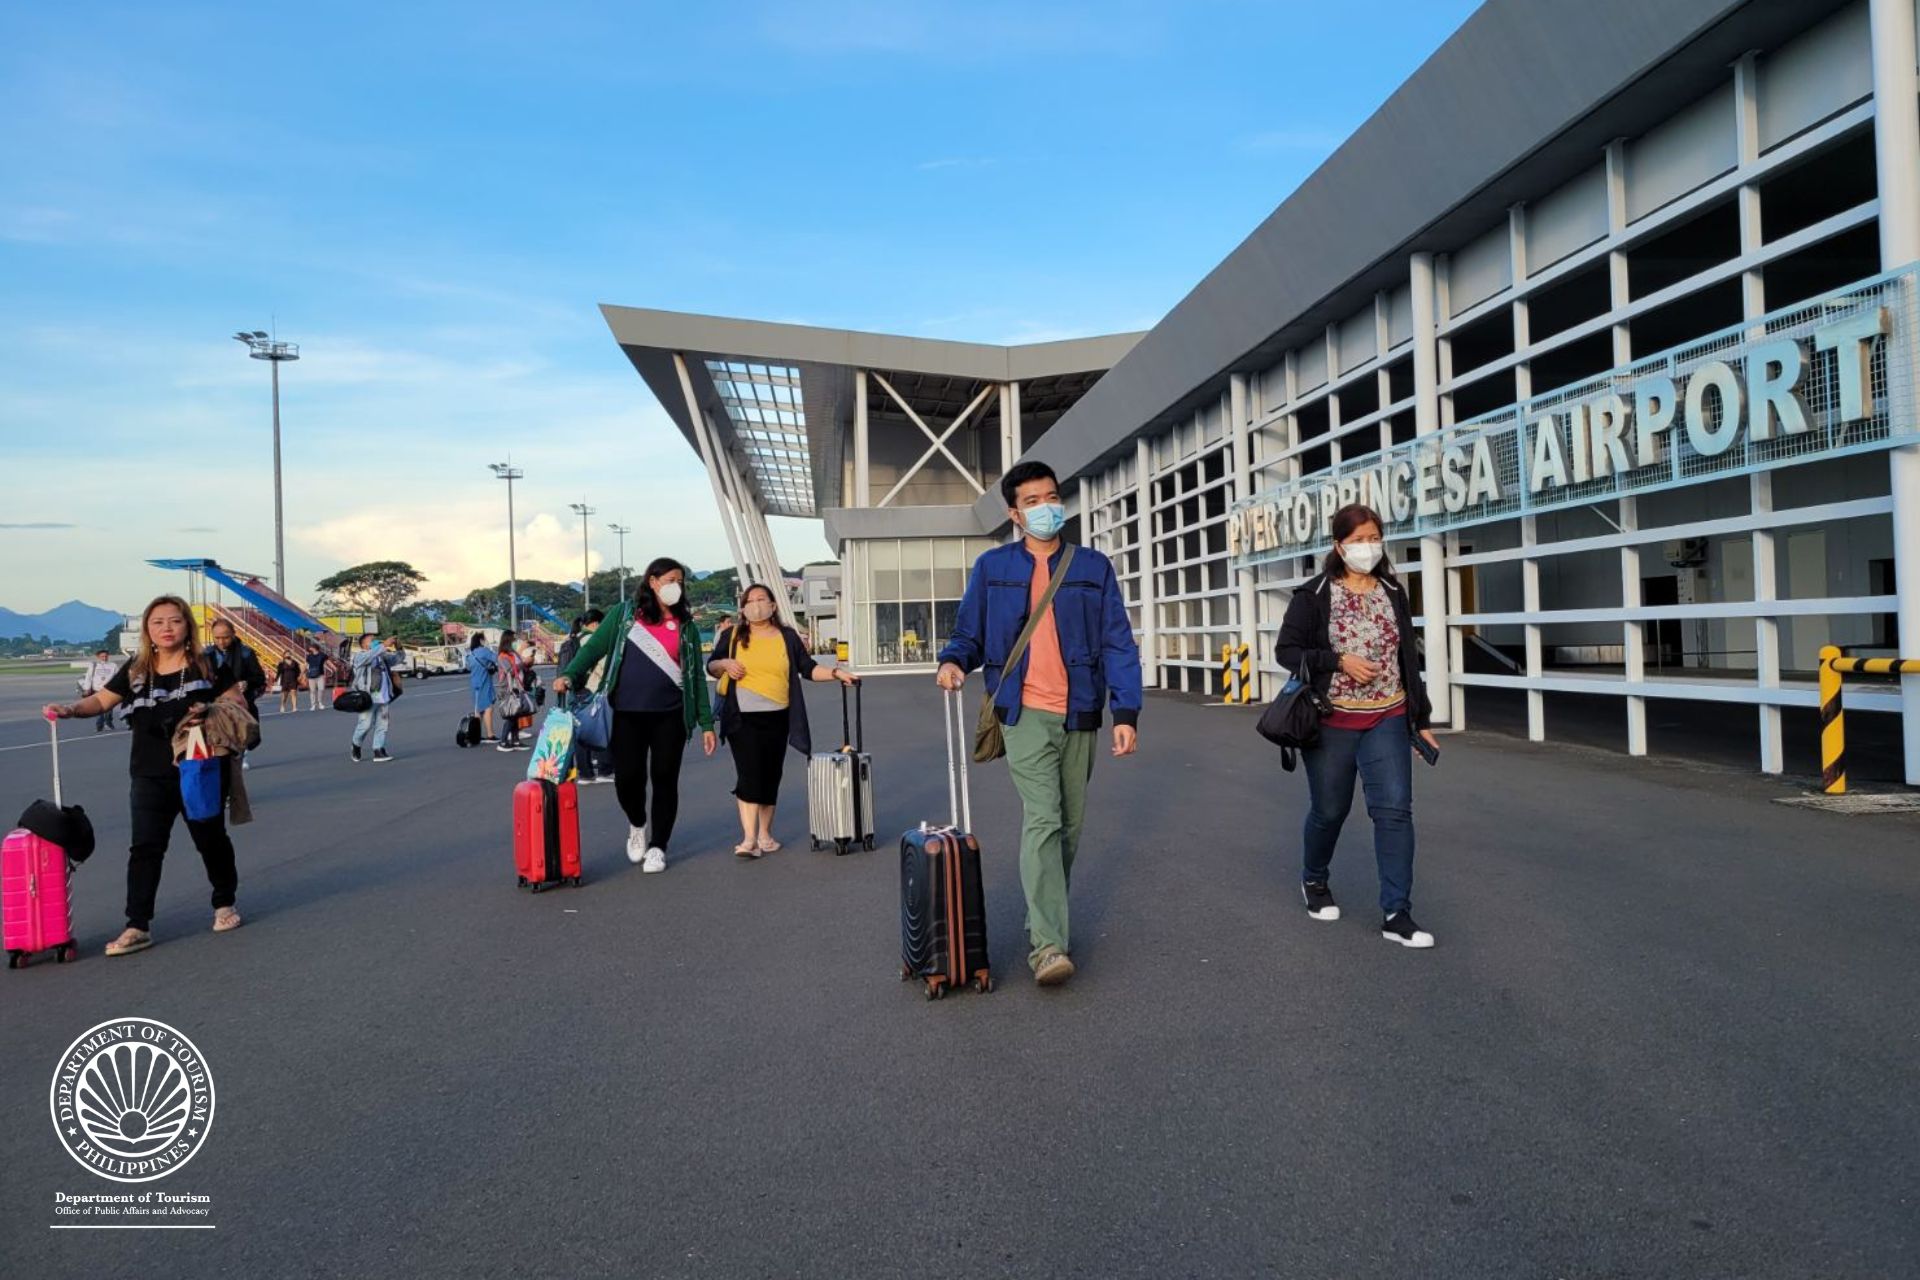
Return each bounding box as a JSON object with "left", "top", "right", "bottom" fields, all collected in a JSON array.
[
  {"left": 333, "top": 689, "right": 373, "bottom": 714},
  {"left": 1255, "top": 660, "right": 1331, "bottom": 772}
]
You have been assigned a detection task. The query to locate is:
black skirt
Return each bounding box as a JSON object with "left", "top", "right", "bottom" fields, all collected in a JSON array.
[{"left": 728, "top": 709, "right": 791, "bottom": 804}]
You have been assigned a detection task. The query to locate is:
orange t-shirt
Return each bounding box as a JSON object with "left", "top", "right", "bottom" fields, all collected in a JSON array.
[{"left": 1020, "top": 551, "right": 1070, "bottom": 715}]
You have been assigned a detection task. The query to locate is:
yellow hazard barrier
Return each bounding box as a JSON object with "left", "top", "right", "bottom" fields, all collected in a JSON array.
[
  {"left": 1818, "top": 645, "right": 1920, "bottom": 794},
  {"left": 1218, "top": 643, "right": 1254, "bottom": 705}
]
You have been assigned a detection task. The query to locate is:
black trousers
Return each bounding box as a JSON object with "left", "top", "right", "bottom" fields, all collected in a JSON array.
[
  {"left": 127, "top": 772, "right": 238, "bottom": 930},
  {"left": 610, "top": 710, "right": 687, "bottom": 849},
  {"left": 727, "top": 709, "right": 791, "bottom": 805}
]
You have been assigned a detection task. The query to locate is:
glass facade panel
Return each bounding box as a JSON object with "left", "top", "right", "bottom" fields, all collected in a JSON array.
[
  {"left": 901, "top": 539, "right": 933, "bottom": 599},
  {"left": 850, "top": 536, "right": 982, "bottom": 668}
]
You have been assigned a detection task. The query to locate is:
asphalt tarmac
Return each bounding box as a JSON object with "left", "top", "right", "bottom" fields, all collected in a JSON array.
[{"left": 1, "top": 670, "right": 1916, "bottom": 1277}]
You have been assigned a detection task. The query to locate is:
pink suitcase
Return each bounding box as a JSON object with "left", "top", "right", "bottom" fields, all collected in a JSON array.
[{"left": 4, "top": 714, "right": 77, "bottom": 967}]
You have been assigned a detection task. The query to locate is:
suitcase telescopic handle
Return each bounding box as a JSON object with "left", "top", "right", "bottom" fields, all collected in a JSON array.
[
  {"left": 837, "top": 673, "right": 865, "bottom": 753},
  {"left": 942, "top": 687, "right": 972, "bottom": 831},
  {"left": 45, "top": 709, "right": 61, "bottom": 807}
]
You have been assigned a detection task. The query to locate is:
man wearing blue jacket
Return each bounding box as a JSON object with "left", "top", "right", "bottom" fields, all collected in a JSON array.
[{"left": 937, "top": 460, "right": 1142, "bottom": 987}]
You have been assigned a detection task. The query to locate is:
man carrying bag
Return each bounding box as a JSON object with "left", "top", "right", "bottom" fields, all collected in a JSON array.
[{"left": 936, "top": 461, "right": 1142, "bottom": 988}]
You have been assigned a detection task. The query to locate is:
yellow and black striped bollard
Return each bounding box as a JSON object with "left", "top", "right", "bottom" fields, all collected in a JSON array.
[{"left": 1818, "top": 645, "right": 1846, "bottom": 795}]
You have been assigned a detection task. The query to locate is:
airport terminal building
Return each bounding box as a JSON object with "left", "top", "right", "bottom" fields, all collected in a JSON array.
[{"left": 610, "top": 0, "right": 1920, "bottom": 782}]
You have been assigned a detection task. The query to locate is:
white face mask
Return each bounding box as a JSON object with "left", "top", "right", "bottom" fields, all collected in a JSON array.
[
  {"left": 1341, "top": 540, "right": 1385, "bottom": 574},
  {"left": 655, "top": 581, "right": 683, "bottom": 607},
  {"left": 743, "top": 600, "right": 775, "bottom": 624}
]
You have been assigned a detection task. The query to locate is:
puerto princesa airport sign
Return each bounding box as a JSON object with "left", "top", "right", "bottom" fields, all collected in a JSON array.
[{"left": 1228, "top": 267, "right": 1920, "bottom": 568}]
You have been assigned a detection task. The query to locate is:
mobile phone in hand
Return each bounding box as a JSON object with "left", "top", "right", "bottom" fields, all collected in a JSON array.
[{"left": 1414, "top": 735, "right": 1440, "bottom": 767}]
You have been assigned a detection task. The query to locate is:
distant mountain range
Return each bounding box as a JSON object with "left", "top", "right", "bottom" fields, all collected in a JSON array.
[{"left": 0, "top": 601, "right": 124, "bottom": 643}]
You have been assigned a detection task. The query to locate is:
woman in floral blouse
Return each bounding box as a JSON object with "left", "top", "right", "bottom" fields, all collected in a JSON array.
[{"left": 1276, "top": 504, "right": 1440, "bottom": 948}]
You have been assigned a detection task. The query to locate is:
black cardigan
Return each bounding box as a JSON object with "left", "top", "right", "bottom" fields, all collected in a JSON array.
[
  {"left": 709, "top": 624, "right": 818, "bottom": 757},
  {"left": 1275, "top": 572, "right": 1432, "bottom": 734}
]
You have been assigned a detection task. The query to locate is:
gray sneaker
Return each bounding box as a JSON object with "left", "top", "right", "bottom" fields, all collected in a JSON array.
[{"left": 1034, "top": 951, "right": 1075, "bottom": 987}]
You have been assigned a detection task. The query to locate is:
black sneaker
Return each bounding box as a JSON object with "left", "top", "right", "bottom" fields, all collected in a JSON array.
[
  {"left": 350, "top": 745, "right": 362, "bottom": 763},
  {"left": 372, "top": 749, "right": 393, "bottom": 764},
  {"left": 1381, "top": 911, "right": 1435, "bottom": 949},
  {"left": 1302, "top": 881, "right": 1340, "bottom": 921}
]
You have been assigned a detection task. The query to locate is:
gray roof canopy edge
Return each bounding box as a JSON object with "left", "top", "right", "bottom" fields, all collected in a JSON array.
[
  {"left": 970, "top": 0, "right": 1849, "bottom": 533},
  {"left": 601, "top": 305, "right": 1143, "bottom": 387},
  {"left": 822, "top": 505, "right": 993, "bottom": 545}
]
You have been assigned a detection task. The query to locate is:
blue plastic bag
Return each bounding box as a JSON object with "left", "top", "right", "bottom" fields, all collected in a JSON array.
[{"left": 572, "top": 691, "right": 612, "bottom": 750}]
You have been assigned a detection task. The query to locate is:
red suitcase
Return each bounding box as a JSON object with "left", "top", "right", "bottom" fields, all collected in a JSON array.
[
  {"left": 5, "top": 715, "right": 77, "bottom": 967},
  {"left": 513, "top": 778, "right": 582, "bottom": 892}
]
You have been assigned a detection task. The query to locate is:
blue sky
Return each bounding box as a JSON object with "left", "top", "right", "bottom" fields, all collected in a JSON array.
[{"left": 1, "top": 0, "right": 1479, "bottom": 614}]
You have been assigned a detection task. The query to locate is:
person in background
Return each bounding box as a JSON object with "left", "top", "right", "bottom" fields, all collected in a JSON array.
[
  {"left": 561, "top": 608, "right": 616, "bottom": 785},
  {"left": 937, "top": 460, "right": 1142, "bottom": 988},
  {"left": 81, "top": 648, "right": 120, "bottom": 732},
  {"left": 306, "top": 644, "right": 329, "bottom": 711},
  {"left": 709, "top": 583, "right": 858, "bottom": 859},
  {"left": 45, "top": 595, "right": 247, "bottom": 955},
  {"left": 466, "top": 633, "right": 499, "bottom": 742},
  {"left": 554, "top": 564, "right": 714, "bottom": 872},
  {"left": 349, "top": 633, "right": 402, "bottom": 764},
  {"left": 496, "top": 630, "right": 529, "bottom": 751},
  {"left": 1276, "top": 502, "right": 1439, "bottom": 949},
  {"left": 206, "top": 619, "right": 266, "bottom": 771},
  {"left": 275, "top": 651, "right": 303, "bottom": 714}
]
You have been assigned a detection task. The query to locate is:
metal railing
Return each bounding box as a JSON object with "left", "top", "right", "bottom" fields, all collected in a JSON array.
[{"left": 1817, "top": 645, "right": 1920, "bottom": 794}]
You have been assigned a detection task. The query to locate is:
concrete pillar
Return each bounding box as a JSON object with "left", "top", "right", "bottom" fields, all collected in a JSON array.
[
  {"left": 1409, "top": 252, "right": 1452, "bottom": 724},
  {"left": 675, "top": 354, "right": 752, "bottom": 589},
  {"left": 854, "top": 369, "right": 871, "bottom": 508},
  {"left": 1136, "top": 435, "right": 1159, "bottom": 689},
  {"left": 1872, "top": 0, "right": 1920, "bottom": 782}
]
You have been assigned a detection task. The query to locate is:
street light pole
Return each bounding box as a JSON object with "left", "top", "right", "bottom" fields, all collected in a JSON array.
[
  {"left": 232, "top": 330, "right": 299, "bottom": 597},
  {"left": 608, "top": 523, "right": 631, "bottom": 604},
  {"left": 568, "top": 502, "right": 596, "bottom": 612},
  {"left": 489, "top": 463, "right": 524, "bottom": 635}
]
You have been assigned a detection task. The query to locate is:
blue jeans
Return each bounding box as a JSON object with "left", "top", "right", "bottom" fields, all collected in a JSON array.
[
  {"left": 1301, "top": 718, "right": 1416, "bottom": 915},
  {"left": 353, "top": 702, "right": 391, "bottom": 751}
]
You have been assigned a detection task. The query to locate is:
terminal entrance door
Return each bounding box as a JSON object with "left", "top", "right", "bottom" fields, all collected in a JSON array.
[{"left": 1641, "top": 576, "right": 1682, "bottom": 670}]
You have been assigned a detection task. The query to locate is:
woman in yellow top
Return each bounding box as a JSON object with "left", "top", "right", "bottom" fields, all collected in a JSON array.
[{"left": 708, "top": 583, "right": 858, "bottom": 858}]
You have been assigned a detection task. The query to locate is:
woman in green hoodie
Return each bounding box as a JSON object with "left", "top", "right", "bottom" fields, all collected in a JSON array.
[{"left": 552, "top": 557, "right": 715, "bottom": 874}]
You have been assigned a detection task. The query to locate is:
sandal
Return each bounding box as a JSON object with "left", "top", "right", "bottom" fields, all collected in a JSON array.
[
  {"left": 757, "top": 837, "right": 782, "bottom": 854},
  {"left": 734, "top": 841, "right": 762, "bottom": 859},
  {"left": 212, "top": 907, "right": 243, "bottom": 933},
  {"left": 105, "top": 928, "right": 153, "bottom": 957}
]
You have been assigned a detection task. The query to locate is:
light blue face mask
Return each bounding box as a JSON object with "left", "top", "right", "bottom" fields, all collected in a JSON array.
[{"left": 1021, "top": 502, "right": 1067, "bottom": 539}]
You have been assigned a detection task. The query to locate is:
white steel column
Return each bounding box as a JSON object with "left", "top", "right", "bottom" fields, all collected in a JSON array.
[
  {"left": 854, "top": 370, "right": 871, "bottom": 508},
  {"left": 675, "top": 353, "right": 752, "bottom": 588},
  {"left": 1136, "top": 435, "right": 1159, "bottom": 689},
  {"left": 1736, "top": 52, "right": 1786, "bottom": 772},
  {"left": 1230, "top": 372, "right": 1259, "bottom": 696},
  {"left": 1872, "top": 0, "right": 1920, "bottom": 782},
  {"left": 1006, "top": 380, "right": 1023, "bottom": 460},
  {"left": 1512, "top": 203, "right": 1545, "bottom": 740},
  {"left": 1606, "top": 138, "right": 1648, "bottom": 755},
  {"left": 1409, "top": 251, "right": 1453, "bottom": 723}
]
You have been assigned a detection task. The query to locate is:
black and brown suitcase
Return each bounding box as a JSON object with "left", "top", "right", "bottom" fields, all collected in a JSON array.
[{"left": 899, "top": 688, "right": 990, "bottom": 999}]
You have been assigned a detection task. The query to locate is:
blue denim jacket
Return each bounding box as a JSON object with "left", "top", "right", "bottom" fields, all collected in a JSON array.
[{"left": 938, "top": 542, "right": 1143, "bottom": 731}]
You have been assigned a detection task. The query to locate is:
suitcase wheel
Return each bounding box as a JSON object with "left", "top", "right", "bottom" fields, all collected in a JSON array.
[
  {"left": 925, "top": 980, "right": 945, "bottom": 1001},
  {"left": 899, "top": 962, "right": 912, "bottom": 981},
  {"left": 809, "top": 838, "right": 821, "bottom": 851},
  {"left": 57, "top": 944, "right": 77, "bottom": 964},
  {"left": 974, "top": 974, "right": 992, "bottom": 994},
  {"left": 529, "top": 882, "right": 545, "bottom": 894},
  {"left": 6, "top": 951, "right": 21, "bottom": 970},
  {"left": 863, "top": 837, "right": 875, "bottom": 851},
  {"left": 516, "top": 875, "right": 527, "bottom": 888}
]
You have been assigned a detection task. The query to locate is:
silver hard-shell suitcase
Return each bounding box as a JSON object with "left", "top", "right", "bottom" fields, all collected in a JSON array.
[{"left": 808, "top": 680, "right": 874, "bottom": 854}]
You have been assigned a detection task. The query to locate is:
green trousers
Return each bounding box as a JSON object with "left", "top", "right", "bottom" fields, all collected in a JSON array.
[{"left": 1002, "top": 708, "right": 1097, "bottom": 970}]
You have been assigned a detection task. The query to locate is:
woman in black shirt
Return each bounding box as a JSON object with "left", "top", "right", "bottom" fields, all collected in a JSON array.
[{"left": 46, "top": 595, "right": 249, "bottom": 956}]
